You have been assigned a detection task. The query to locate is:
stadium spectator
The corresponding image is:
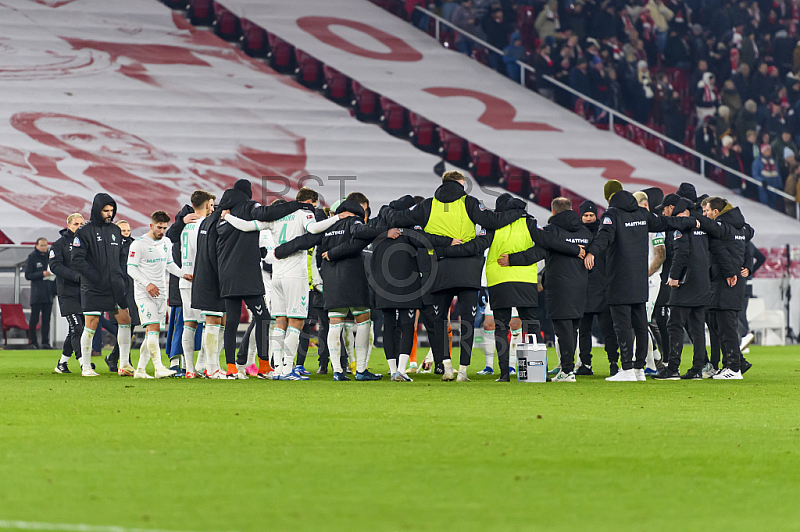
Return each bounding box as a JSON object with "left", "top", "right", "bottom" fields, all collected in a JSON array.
[
  {"left": 25, "top": 237, "right": 56, "bottom": 349},
  {"left": 753, "top": 144, "right": 782, "bottom": 209},
  {"left": 483, "top": 7, "right": 512, "bottom": 69},
  {"left": 452, "top": 0, "right": 484, "bottom": 56},
  {"left": 569, "top": 57, "right": 591, "bottom": 105},
  {"left": 503, "top": 31, "right": 527, "bottom": 83},
  {"left": 534, "top": 0, "right": 560, "bottom": 42}
]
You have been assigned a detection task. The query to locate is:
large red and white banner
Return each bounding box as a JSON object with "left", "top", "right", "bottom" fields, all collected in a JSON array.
[
  {"left": 220, "top": 0, "right": 800, "bottom": 246},
  {"left": 0, "top": 0, "right": 549, "bottom": 243}
]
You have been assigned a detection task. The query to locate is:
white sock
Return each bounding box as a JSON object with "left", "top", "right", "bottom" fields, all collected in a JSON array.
[
  {"left": 118, "top": 324, "right": 131, "bottom": 367},
  {"left": 484, "top": 329, "right": 495, "bottom": 367},
  {"left": 645, "top": 334, "right": 656, "bottom": 371},
  {"left": 271, "top": 327, "right": 286, "bottom": 375},
  {"left": 147, "top": 331, "right": 164, "bottom": 370},
  {"left": 443, "top": 358, "right": 453, "bottom": 371},
  {"left": 80, "top": 327, "right": 95, "bottom": 371},
  {"left": 554, "top": 336, "right": 561, "bottom": 366},
  {"left": 182, "top": 326, "right": 196, "bottom": 374},
  {"left": 283, "top": 326, "right": 301, "bottom": 375},
  {"left": 196, "top": 326, "right": 207, "bottom": 373},
  {"left": 510, "top": 328, "right": 521, "bottom": 369},
  {"left": 205, "top": 324, "right": 220, "bottom": 372},
  {"left": 136, "top": 339, "right": 149, "bottom": 372},
  {"left": 398, "top": 354, "right": 409, "bottom": 375},
  {"left": 328, "top": 322, "right": 343, "bottom": 373},
  {"left": 366, "top": 324, "right": 374, "bottom": 366},
  {"left": 246, "top": 324, "right": 257, "bottom": 367},
  {"left": 355, "top": 321, "right": 370, "bottom": 373},
  {"left": 217, "top": 326, "right": 225, "bottom": 362},
  {"left": 458, "top": 364, "right": 468, "bottom": 374},
  {"left": 59, "top": 354, "right": 70, "bottom": 364},
  {"left": 344, "top": 322, "right": 355, "bottom": 363},
  {"left": 388, "top": 359, "right": 398, "bottom": 375}
]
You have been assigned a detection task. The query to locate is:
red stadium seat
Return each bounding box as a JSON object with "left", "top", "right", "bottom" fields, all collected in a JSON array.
[
  {"left": 0, "top": 304, "right": 29, "bottom": 346},
  {"left": 352, "top": 81, "right": 379, "bottom": 120},
  {"left": 294, "top": 50, "right": 323, "bottom": 88},
  {"left": 409, "top": 112, "right": 438, "bottom": 152},
  {"left": 379, "top": 97, "right": 409, "bottom": 135},
  {"left": 560, "top": 188, "right": 585, "bottom": 210},
  {"left": 267, "top": 34, "right": 295, "bottom": 72},
  {"left": 666, "top": 153, "right": 683, "bottom": 165},
  {"left": 499, "top": 158, "right": 529, "bottom": 194},
  {"left": 322, "top": 65, "right": 350, "bottom": 104},
  {"left": 613, "top": 123, "right": 626, "bottom": 137},
  {"left": 438, "top": 127, "right": 468, "bottom": 166},
  {"left": 240, "top": 18, "right": 268, "bottom": 57},
  {"left": 212, "top": 3, "right": 241, "bottom": 41},
  {"left": 709, "top": 166, "right": 726, "bottom": 185},
  {"left": 467, "top": 142, "right": 497, "bottom": 179},
  {"left": 187, "top": 0, "right": 214, "bottom": 26}
]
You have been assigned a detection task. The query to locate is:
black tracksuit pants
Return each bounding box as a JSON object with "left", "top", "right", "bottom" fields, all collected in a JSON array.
[
  {"left": 653, "top": 305, "right": 670, "bottom": 364},
  {"left": 552, "top": 318, "right": 580, "bottom": 373},
  {"left": 382, "top": 308, "right": 416, "bottom": 361},
  {"left": 29, "top": 302, "right": 52, "bottom": 346},
  {"left": 609, "top": 303, "right": 649, "bottom": 371},
  {"left": 666, "top": 306, "right": 707, "bottom": 373},
  {"left": 61, "top": 313, "right": 84, "bottom": 360},
  {"left": 708, "top": 309, "right": 742, "bottom": 372},
  {"left": 706, "top": 310, "right": 721, "bottom": 368},
  {"left": 578, "top": 310, "right": 619, "bottom": 367},
  {"left": 494, "top": 306, "right": 540, "bottom": 376},
  {"left": 431, "top": 288, "right": 479, "bottom": 367},
  {"left": 224, "top": 296, "right": 269, "bottom": 367}
]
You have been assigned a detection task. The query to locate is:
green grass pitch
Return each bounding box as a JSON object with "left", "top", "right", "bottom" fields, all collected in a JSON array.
[{"left": 1, "top": 346, "right": 800, "bottom": 532}]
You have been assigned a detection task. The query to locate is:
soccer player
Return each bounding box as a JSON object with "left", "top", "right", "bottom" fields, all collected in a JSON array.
[
  {"left": 49, "top": 213, "right": 84, "bottom": 373},
  {"left": 72, "top": 193, "right": 135, "bottom": 377},
  {"left": 384, "top": 171, "right": 525, "bottom": 382},
  {"left": 177, "top": 190, "right": 215, "bottom": 378},
  {"left": 127, "top": 211, "right": 189, "bottom": 378},
  {"left": 318, "top": 194, "right": 377, "bottom": 381},
  {"left": 221, "top": 187, "right": 343, "bottom": 380}
]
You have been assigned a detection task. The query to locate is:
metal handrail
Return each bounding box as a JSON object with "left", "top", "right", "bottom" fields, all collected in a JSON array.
[{"left": 412, "top": 5, "right": 799, "bottom": 216}]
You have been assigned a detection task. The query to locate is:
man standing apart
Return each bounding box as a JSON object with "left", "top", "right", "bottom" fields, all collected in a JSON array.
[
  {"left": 72, "top": 193, "right": 134, "bottom": 377},
  {"left": 49, "top": 213, "right": 84, "bottom": 373},
  {"left": 25, "top": 237, "right": 56, "bottom": 349}
]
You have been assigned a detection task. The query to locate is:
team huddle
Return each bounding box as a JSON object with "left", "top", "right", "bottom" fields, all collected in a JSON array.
[{"left": 48, "top": 170, "right": 756, "bottom": 383}]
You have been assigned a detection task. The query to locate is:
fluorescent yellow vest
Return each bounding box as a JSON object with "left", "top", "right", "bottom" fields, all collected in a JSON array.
[
  {"left": 486, "top": 217, "right": 537, "bottom": 286},
  {"left": 424, "top": 197, "right": 476, "bottom": 243}
]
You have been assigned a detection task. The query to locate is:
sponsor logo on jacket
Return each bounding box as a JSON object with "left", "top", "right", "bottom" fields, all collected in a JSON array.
[
  {"left": 565, "top": 238, "right": 590, "bottom": 244},
  {"left": 624, "top": 221, "right": 647, "bottom": 227},
  {"left": 325, "top": 230, "right": 345, "bottom": 237}
]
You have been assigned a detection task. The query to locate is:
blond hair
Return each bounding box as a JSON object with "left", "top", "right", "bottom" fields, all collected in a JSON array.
[{"left": 66, "top": 213, "right": 84, "bottom": 225}]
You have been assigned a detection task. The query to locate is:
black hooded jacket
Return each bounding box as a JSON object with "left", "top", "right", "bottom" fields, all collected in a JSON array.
[
  {"left": 25, "top": 247, "right": 56, "bottom": 306},
  {"left": 384, "top": 180, "right": 524, "bottom": 292},
  {"left": 318, "top": 200, "right": 373, "bottom": 309},
  {"left": 699, "top": 205, "right": 755, "bottom": 310},
  {"left": 49, "top": 227, "right": 81, "bottom": 316},
  {"left": 71, "top": 193, "right": 128, "bottom": 312},
  {"left": 166, "top": 203, "right": 194, "bottom": 307},
  {"left": 667, "top": 210, "right": 711, "bottom": 308},
  {"left": 509, "top": 210, "right": 591, "bottom": 320},
  {"left": 586, "top": 190, "right": 696, "bottom": 305}
]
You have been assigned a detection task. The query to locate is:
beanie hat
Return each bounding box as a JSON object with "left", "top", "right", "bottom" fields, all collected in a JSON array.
[
  {"left": 233, "top": 179, "right": 252, "bottom": 199},
  {"left": 760, "top": 143, "right": 771, "bottom": 155},
  {"left": 603, "top": 179, "right": 623, "bottom": 201},
  {"left": 579, "top": 200, "right": 598, "bottom": 216},
  {"left": 676, "top": 182, "right": 698, "bottom": 202}
]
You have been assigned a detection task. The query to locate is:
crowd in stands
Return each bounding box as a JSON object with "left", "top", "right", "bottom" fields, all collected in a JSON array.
[{"left": 400, "top": 0, "right": 800, "bottom": 214}]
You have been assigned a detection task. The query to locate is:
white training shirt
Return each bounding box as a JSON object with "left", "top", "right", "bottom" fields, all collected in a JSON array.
[
  {"left": 179, "top": 216, "right": 204, "bottom": 289},
  {"left": 127, "top": 234, "right": 182, "bottom": 296},
  {"left": 260, "top": 228, "right": 275, "bottom": 293},
  {"left": 224, "top": 210, "right": 338, "bottom": 280}
]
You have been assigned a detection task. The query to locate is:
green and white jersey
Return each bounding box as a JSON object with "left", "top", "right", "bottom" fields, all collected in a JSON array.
[
  {"left": 648, "top": 231, "right": 666, "bottom": 280},
  {"left": 179, "top": 216, "right": 204, "bottom": 290},
  {"left": 127, "top": 234, "right": 180, "bottom": 295}
]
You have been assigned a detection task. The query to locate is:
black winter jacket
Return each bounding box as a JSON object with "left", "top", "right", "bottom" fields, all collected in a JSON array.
[
  {"left": 25, "top": 248, "right": 56, "bottom": 306},
  {"left": 49, "top": 228, "right": 81, "bottom": 316},
  {"left": 166, "top": 204, "right": 193, "bottom": 307},
  {"left": 699, "top": 205, "right": 755, "bottom": 310},
  {"left": 667, "top": 217, "right": 711, "bottom": 308},
  {"left": 586, "top": 191, "right": 696, "bottom": 305},
  {"left": 582, "top": 220, "right": 609, "bottom": 313},
  {"left": 71, "top": 193, "right": 128, "bottom": 312},
  {"left": 384, "top": 180, "right": 524, "bottom": 292},
  {"left": 319, "top": 201, "right": 373, "bottom": 309},
  {"left": 509, "top": 210, "right": 590, "bottom": 320}
]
